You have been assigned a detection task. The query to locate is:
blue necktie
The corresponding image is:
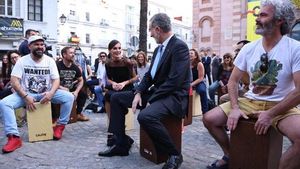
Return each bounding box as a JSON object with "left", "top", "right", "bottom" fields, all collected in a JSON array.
[{"left": 151, "top": 45, "right": 164, "bottom": 78}]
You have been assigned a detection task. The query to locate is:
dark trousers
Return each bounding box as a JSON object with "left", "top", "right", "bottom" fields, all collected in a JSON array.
[
  {"left": 76, "top": 90, "right": 87, "bottom": 114},
  {"left": 108, "top": 90, "right": 179, "bottom": 155},
  {"left": 205, "top": 71, "right": 212, "bottom": 85}
]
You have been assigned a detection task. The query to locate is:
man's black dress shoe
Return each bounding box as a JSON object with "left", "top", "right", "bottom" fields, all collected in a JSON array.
[
  {"left": 162, "top": 154, "right": 183, "bottom": 169},
  {"left": 106, "top": 135, "right": 134, "bottom": 148},
  {"left": 98, "top": 145, "right": 129, "bottom": 157}
]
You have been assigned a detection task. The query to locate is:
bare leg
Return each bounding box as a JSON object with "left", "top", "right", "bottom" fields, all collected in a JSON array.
[
  {"left": 203, "top": 106, "right": 229, "bottom": 165},
  {"left": 277, "top": 115, "right": 300, "bottom": 169}
]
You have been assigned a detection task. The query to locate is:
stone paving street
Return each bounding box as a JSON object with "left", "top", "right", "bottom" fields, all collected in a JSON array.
[{"left": 0, "top": 110, "right": 291, "bottom": 169}]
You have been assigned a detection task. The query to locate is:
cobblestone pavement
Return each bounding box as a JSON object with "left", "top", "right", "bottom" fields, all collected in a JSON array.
[{"left": 0, "top": 110, "right": 291, "bottom": 169}]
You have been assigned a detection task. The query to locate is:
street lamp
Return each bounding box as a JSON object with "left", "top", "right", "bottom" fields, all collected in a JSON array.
[{"left": 59, "top": 14, "right": 67, "bottom": 24}]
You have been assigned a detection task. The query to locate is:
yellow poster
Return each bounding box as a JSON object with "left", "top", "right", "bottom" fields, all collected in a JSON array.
[{"left": 247, "top": 0, "right": 261, "bottom": 41}]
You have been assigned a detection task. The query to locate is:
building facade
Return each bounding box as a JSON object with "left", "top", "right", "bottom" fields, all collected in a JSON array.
[
  {"left": 0, "top": 0, "right": 58, "bottom": 57},
  {"left": 192, "top": 0, "right": 247, "bottom": 56},
  {"left": 193, "top": 0, "right": 300, "bottom": 56},
  {"left": 57, "top": 0, "right": 192, "bottom": 65}
]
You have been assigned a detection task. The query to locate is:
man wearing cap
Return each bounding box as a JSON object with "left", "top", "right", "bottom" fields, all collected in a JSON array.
[{"left": 0, "top": 35, "right": 74, "bottom": 153}]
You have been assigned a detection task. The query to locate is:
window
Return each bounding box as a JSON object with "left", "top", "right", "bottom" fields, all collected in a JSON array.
[
  {"left": 86, "top": 33, "right": 90, "bottom": 44},
  {"left": 86, "top": 12, "right": 90, "bottom": 22},
  {"left": 202, "top": 19, "right": 211, "bottom": 38},
  {"left": 70, "top": 10, "right": 75, "bottom": 16},
  {"left": 0, "top": 0, "right": 13, "bottom": 16},
  {"left": 28, "top": 0, "right": 42, "bottom": 21}
]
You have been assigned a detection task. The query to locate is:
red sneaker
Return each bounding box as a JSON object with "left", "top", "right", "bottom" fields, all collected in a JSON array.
[
  {"left": 53, "top": 125, "right": 65, "bottom": 140},
  {"left": 2, "top": 135, "right": 22, "bottom": 153}
]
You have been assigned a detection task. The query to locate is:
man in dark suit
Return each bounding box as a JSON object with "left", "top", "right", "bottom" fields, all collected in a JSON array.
[
  {"left": 202, "top": 50, "right": 212, "bottom": 85},
  {"left": 98, "top": 13, "right": 190, "bottom": 169}
]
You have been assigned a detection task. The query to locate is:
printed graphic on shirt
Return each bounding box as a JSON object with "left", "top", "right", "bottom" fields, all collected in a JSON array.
[
  {"left": 24, "top": 66, "right": 51, "bottom": 94},
  {"left": 250, "top": 57, "right": 282, "bottom": 95},
  {"left": 59, "top": 70, "right": 77, "bottom": 90}
]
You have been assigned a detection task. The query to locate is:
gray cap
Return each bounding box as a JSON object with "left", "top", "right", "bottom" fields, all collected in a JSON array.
[{"left": 28, "top": 35, "right": 44, "bottom": 44}]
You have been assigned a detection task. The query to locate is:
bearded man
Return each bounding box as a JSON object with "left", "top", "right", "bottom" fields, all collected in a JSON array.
[
  {"left": 0, "top": 35, "right": 74, "bottom": 153},
  {"left": 203, "top": 1, "right": 300, "bottom": 169}
]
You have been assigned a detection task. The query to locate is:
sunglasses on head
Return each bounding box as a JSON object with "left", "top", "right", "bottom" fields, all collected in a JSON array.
[{"left": 260, "top": 53, "right": 268, "bottom": 73}]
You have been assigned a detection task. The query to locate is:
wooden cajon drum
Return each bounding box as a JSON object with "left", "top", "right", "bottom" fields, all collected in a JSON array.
[
  {"left": 230, "top": 118, "right": 283, "bottom": 169},
  {"left": 125, "top": 108, "right": 134, "bottom": 130},
  {"left": 51, "top": 102, "right": 77, "bottom": 124},
  {"left": 192, "top": 91, "right": 202, "bottom": 116},
  {"left": 140, "top": 116, "right": 182, "bottom": 164},
  {"left": 105, "top": 101, "right": 134, "bottom": 131},
  {"left": 26, "top": 103, "right": 53, "bottom": 142}
]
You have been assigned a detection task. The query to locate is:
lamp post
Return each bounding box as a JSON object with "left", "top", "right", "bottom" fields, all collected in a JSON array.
[{"left": 59, "top": 14, "right": 67, "bottom": 24}]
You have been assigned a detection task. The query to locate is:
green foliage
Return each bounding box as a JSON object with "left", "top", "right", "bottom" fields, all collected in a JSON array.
[{"left": 292, "top": 0, "right": 300, "bottom": 8}]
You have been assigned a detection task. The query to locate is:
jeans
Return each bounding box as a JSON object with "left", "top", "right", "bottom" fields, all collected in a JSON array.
[
  {"left": 94, "top": 86, "right": 104, "bottom": 107},
  {"left": 0, "top": 89, "right": 74, "bottom": 136},
  {"left": 208, "top": 81, "right": 220, "bottom": 103},
  {"left": 195, "top": 81, "right": 209, "bottom": 114}
]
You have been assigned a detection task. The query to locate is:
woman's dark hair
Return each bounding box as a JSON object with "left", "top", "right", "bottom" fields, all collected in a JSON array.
[
  {"left": 108, "top": 39, "right": 120, "bottom": 50},
  {"left": 7, "top": 50, "right": 20, "bottom": 64},
  {"left": 1, "top": 54, "right": 12, "bottom": 81},
  {"left": 190, "top": 48, "right": 200, "bottom": 68}
]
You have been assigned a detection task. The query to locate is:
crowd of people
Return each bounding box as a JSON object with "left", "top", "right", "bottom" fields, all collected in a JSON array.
[{"left": 0, "top": 0, "right": 300, "bottom": 169}]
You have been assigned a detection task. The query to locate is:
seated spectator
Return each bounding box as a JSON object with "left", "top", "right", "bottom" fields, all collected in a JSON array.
[
  {"left": 219, "top": 40, "right": 250, "bottom": 104},
  {"left": 0, "top": 35, "right": 74, "bottom": 153},
  {"left": 103, "top": 39, "right": 138, "bottom": 144},
  {"left": 0, "top": 51, "right": 21, "bottom": 99},
  {"left": 94, "top": 52, "right": 107, "bottom": 113},
  {"left": 57, "top": 47, "right": 89, "bottom": 121},
  {"left": 0, "top": 54, "right": 12, "bottom": 90},
  {"left": 190, "top": 49, "right": 209, "bottom": 113},
  {"left": 208, "top": 53, "right": 234, "bottom": 105},
  {"left": 86, "top": 52, "right": 107, "bottom": 103},
  {"left": 104, "top": 40, "right": 138, "bottom": 102},
  {"left": 136, "top": 51, "right": 150, "bottom": 85}
]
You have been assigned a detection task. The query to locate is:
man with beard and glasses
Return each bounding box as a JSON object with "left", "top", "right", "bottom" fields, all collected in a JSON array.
[
  {"left": 203, "top": 1, "right": 300, "bottom": 169},
  {"left": 0, "top": 35, "right": 74, "bottom": 153}
]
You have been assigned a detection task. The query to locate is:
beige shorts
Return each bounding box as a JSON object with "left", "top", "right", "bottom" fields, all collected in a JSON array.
[{"left": 219, "top": 98, "right": 300, "bottom": 129}]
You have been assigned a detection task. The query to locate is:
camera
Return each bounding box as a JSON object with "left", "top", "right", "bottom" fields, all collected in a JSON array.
[{"left": 46, "top": 45, "right": 52, "bottom": 51}]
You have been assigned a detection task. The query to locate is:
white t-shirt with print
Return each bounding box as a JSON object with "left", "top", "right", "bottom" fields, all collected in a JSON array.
[
  {"left": 11, "top": 54, "right": 59, "bottom": 94},
  {"left": 234, "top": 36, "right": 300, "bottom": 101}
]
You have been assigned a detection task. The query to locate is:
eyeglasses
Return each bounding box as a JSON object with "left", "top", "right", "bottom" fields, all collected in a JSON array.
[
  {"left": 11, "top": 56, "right": 18, "bottom": 60},
  {"left": 100, "top": 55, "right": 106, "bottom": 58},
  {"left": 260, "top": 53, "right": 268, "bottom": 73},
  {"left": 223, "top": 56, "right": 231, "bottom": 59}
]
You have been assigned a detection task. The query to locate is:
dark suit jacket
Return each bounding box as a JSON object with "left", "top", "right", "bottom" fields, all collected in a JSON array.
[
  {"left": 136, "top": 35, "right": 190, "bottom": 118},
  {"left": 202, "top": 56, "right": 211, "bottom": 73}
]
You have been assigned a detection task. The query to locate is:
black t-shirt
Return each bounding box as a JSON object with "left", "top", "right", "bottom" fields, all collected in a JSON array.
[{"left": 56, "top": 60, "right": 82, "bottom": 91}]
